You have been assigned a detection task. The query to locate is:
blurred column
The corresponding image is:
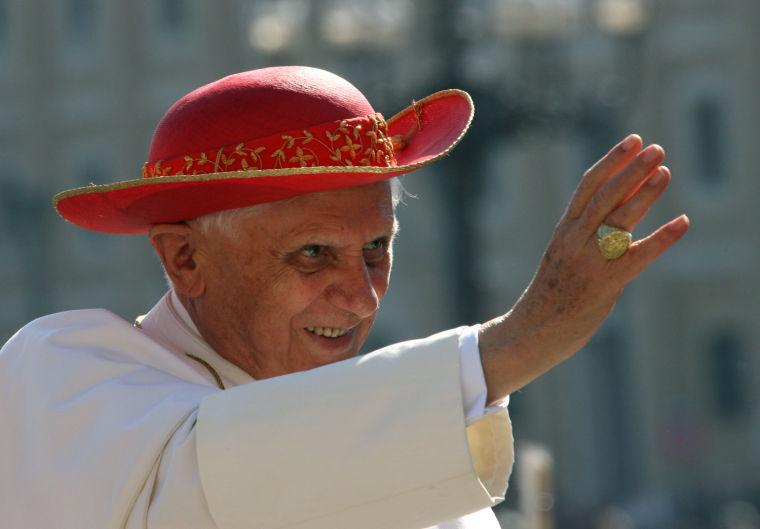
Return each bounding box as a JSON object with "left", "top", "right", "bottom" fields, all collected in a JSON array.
[
  {"left": 112, "top": 0, "right": 146, "bottom": 180},
  {"left": 200, "top": 0, "right": 245, "bottom": 77},
  {"left": 426, "top": 0, "right": 499, "bottom": 325},
  {"left": 11, "top": 0, "right": 54, "bottom": 319},
  {"left": 517, "top": 443, "right": 555, "bottom": 529}
]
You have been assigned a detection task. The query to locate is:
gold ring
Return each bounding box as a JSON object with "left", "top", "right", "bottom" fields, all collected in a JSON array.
[{"left": 597, "top": 224, "right": 632, "bottom": 260}]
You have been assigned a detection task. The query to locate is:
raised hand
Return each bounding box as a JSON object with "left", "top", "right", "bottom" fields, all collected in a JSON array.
[{"left": 479, "top": 134, "right": 689, "bottom": 403}]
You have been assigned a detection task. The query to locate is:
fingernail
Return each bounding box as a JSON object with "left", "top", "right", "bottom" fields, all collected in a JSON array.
[
  {"left": 642, "top": 145, "right": 662, "bottom": 162},
  {"left": 647, "top": 166, "right": 665, "bottom": 186},
  {"left": 621, "top": 134, "right": 639, "bottom": 151},
  {"left": 667, "top": 214, "right": 690, "bottom": 232}
]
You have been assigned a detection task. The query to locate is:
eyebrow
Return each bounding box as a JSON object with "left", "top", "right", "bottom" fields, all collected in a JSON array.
[{"left": 283, "top": 216, "right": 398, "bottom": 247}]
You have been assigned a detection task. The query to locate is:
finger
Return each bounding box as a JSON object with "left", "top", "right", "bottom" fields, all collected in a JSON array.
[
  {"left": 580, "top": 144, "right": 665, "bottom": 234},
  {"left": 565, "top": 134, "right": 642, "bottom": 219},
  {"left": 604, "top": 166, "right": 671, "bottom": 232},
  {"left": 620, "top": 214, "right": 690, "bottom": 282}
]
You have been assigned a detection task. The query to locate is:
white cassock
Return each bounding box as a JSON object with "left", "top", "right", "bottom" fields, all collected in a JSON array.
[{"left": 0, "top": 291, "right": 513, "bottom": 529}]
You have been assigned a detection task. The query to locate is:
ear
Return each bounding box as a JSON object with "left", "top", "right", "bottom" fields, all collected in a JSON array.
[{"left": 149, "top": 223, "right": 205, "bottom": 299}]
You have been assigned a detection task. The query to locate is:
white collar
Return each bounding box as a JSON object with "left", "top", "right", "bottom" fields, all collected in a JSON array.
[{"left": 137, "top": 291, "right": 254, "bottom": 389}]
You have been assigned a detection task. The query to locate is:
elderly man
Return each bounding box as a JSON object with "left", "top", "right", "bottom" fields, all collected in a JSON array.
[{"left": 0, "top": 66, "right": 688, "bottom": 529}]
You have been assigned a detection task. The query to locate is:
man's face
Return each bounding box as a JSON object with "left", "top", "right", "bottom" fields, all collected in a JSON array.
[{"left": 192, "top": 181, "right": 396, "bottom": 379}]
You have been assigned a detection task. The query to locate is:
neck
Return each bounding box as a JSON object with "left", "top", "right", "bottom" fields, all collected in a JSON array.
[{"left": 176, "top": 292, "right": 266, "bottom": 379}]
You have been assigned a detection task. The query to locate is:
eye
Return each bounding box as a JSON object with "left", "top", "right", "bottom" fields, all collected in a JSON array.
[
  {"left": 363, "top": 238, "right": 389, "bottom": 264},
  {"left": 301, "top": 245, "right": 324, "bottom": 258},
  {"left": 291, "top": 244, "right": 331, "bottom": 273}
]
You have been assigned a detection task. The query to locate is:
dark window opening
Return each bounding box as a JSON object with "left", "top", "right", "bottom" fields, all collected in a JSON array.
[
  {"left": 691, "top": 95, "right": 726, "bottom": 186},
  {"left": 66, "top": 0, "right": 97, "bottom": 45},
  {"left": 708, "top": 329, "right": 747, "bottom": 418},
  {"left": 0, "top": 0, "right": 8, "bottom": 52},
  {"left": 158, "top": 0, "right": 189, "bottom": 34}
]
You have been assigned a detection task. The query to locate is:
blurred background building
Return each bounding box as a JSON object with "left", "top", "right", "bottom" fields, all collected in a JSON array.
[{"left": 0, "top": 0, "right": 758, "bottom": 527}]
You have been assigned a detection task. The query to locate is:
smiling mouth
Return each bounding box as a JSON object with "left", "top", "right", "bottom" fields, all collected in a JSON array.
[{"left": 306, "top": 326, "right": 350, "bottom": 338}]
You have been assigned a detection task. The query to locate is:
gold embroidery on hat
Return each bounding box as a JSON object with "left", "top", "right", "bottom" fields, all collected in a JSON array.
[
  {"left": 143, "top": 113, "right": 396, "bottom": 178},
  {"left": 412, "top": 99, "right": 424, "bottom": 131},
  {"left": 391, "top": 135, "right": 407, "bottom": 151}
]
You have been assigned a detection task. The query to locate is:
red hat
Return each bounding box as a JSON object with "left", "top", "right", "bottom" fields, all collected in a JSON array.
[{"left": 53, "top": 66, "right": 474, "bottom": 234}]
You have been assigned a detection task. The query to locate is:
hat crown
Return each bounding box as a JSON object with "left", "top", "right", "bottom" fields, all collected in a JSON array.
[{"left": 148, "top": 66, "right": 376, "bottom": 163}]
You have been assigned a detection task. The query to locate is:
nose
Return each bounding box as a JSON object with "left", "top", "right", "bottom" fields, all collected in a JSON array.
[{"left": 325, "top": 256, "right": 381, "bottom": 318}]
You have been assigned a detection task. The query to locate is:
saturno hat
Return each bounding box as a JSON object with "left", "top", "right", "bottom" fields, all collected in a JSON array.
[{"left": 53, "top": 66, "right": 474, "bottom": 234}]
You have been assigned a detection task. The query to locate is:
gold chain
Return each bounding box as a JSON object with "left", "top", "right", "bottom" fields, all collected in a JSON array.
[{"left": 185, "top": 353, "right": 226, "bottom": 390}]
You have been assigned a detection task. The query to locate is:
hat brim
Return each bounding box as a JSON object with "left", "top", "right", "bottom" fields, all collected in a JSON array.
[{"left": 53, "top": 89, "right": 473, "bottom": 234}]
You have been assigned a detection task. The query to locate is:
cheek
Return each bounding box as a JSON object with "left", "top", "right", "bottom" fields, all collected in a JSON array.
[
  {"left": 236, "top": 281, "right": 305, "bottom": 355},
  {"left": 370, "top": 262, "right": 392, "bottom": 300},
  {"left": 214, "top": 260, "right": 287, "bottom": 329},
  {"left": 265, "top": 272, "right": 324, "bottom": 325}
]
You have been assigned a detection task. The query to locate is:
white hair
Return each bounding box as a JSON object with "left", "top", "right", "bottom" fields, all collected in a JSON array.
[{"left": 191, "top": 177, "right": 406, "bottom": 238}]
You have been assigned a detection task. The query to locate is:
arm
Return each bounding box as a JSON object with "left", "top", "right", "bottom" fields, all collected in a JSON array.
[{"left": 478, "top": 135, "right": 689, "bottom": 403}]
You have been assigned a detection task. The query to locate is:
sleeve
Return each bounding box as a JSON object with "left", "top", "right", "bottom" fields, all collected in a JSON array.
[
  {"left": 458, "top": 324, "right": 510, "bottom": 425},
  {"left": 190, "top": 328, "right": 513, "bottom": 529}
]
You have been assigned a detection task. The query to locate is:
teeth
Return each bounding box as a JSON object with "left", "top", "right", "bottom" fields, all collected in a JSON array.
[{"left": 306, "top": 326, "right": 349, "bottom": 338}]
